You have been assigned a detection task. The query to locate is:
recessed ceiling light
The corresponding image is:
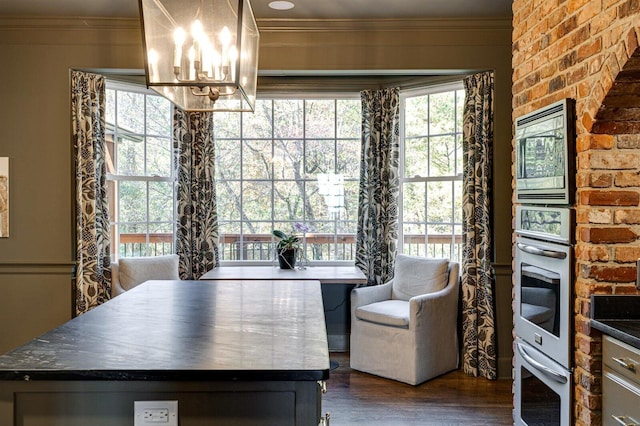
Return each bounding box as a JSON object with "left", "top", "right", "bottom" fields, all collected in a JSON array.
[{"left": 268, "top": 1, "right": 295, "bottom": 11}]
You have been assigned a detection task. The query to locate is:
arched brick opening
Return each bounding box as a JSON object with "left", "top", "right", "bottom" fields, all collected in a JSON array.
[
  {"left": 593, "top": 45, "right": 640, "bottom": 135},
  {"left": 575, "top": 41, "right": 640, "bottom": 425}
]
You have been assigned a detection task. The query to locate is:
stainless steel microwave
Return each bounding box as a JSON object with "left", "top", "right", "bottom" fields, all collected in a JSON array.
[{"left": 515, "top": 98, "right": 576, "bottom": 205}]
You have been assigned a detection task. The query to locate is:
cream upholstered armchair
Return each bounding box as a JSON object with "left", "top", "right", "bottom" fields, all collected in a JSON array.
[
  {"left": 110, "top": 254, "right": 180, "bottom": 298},
  {"left": 350, "top": 254, "right": 460, "bottom": 385}
]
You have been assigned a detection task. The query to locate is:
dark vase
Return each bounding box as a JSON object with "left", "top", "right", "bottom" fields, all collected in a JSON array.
[{"left": 277, "top": 248, "right": 296, "bottom": 269}]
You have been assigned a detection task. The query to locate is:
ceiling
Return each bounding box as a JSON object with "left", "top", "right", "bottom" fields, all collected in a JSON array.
[{"left": 0, "top": 0, "right": 512, "bottom": 20}]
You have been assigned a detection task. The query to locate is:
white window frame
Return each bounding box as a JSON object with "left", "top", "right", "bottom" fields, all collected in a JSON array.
[
  {"left": 398, "top": 81, "right": 465, "bottom": 261},
  {"left": 105, "top": 80, "right": 177, "bottom": 260},
  {"left": 215, "top": 92, "right": 362, "bottom": 266}
]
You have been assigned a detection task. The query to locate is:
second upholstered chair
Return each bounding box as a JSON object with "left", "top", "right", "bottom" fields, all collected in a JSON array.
[{"left": 350, "top": 254, "right": 460, "bottom": 385}]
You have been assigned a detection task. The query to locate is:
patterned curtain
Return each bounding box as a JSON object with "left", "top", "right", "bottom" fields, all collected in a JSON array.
[
  {"left": 173, "top": 108, "right": 219, "bottom": 279},
  {"left": 71, "top": 70, "right": 111, "bottom": 315},
  {"left": 461, "top": 71, "right": 496, "bottom": 380},
  {"left": 355, "top": 88, "right": 400, "bottom": 286}
]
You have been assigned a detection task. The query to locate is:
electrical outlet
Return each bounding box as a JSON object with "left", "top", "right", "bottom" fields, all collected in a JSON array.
[{"left": 134, "top": 401, "right": 178, "bottom": 426}]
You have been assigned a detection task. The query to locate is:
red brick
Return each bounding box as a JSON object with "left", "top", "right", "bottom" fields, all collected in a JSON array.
[
  {"left": 613, "top": 284, "right": 640, "bottom": 294},
  {"left": 580, "top": 226, "right": 638, "bottom": 243},
  {"left": 614, "top": 245, "right": 640, "bottom": 262},
  {"left": 582, "top": 264, "right": 637, "bottom": 282},
  {"left": 617, "top": 135, "right": 640, "bottom": 149},
  {"left": 578, "top": 38, "right": 603, "bottom": 61},
  {"left": 616, "top": 171, "right": 640, "bottom": 187},
  {"left": 575, "top": 278, "right": 613, "bottom": 297},
  {"left": 576, "top": 244, "right": 611, "bottom": 261},
  {"left": 589, "top": 151, "right": 640, "bottom": 170},
  {"left": 581, "top": 190, "right": 640, "bottom": 206},
  {"left": 626, "top": 28, "right": 640, "bottom": 57},
  {"left": 618, "top": 0, "right": 640, "bottom": 18},
  {"left": 615, "top": 209, "right": 640, "bottom": 223},
  {"left": 579, "top": 134, "right": 616, "bottom": 150}
]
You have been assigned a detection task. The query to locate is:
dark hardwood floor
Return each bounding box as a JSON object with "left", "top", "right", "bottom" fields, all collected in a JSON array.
[{"left": 323, "top": 353, "right": 514, "bottom": 425}]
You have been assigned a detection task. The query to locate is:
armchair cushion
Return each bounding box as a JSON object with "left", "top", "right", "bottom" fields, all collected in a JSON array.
[
  {"left": 355, "top": 300, "right": 410, "bottom": 328},
  {"left": 392, "top": 254, "right": 449, "bottom": 301},
  {"left": 118, "top": 254, "right": 180, "bottom": 291}
]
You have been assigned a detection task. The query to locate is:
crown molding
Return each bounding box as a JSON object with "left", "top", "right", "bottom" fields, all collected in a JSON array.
[
  {"left": 0, "top": 15, "right": 511, "bottom": 32},
  {"left": 0, "top": 15, "right": 139, "bottom": 31},
  {"left": 256, "top": 17, "right": 512, "bottom": 32}
]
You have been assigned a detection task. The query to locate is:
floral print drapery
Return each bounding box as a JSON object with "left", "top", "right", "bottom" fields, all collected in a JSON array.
[
  {"left": 71, "top": 70, "right": 111, "bottom": 315},
  {"left": 461, "top": 71, "right": 496, "bottom": 380},
  {"left": 355, "top": 88, "right": 400, "bottom": 286},
  {"left": 173, "top": 109, "right": 219, "bottom": 279}
]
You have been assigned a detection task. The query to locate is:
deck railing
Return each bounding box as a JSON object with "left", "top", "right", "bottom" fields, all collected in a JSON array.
[{"left": 116, "top": 233, "right": 463, "bottom": 261}]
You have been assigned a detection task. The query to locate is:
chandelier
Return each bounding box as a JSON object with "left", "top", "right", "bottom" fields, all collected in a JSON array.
[{"left": 138, "top": 0, "right": 260, "bottom": 112}]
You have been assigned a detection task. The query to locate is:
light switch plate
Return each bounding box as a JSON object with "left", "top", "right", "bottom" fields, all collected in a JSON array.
[{"left": 134, "top": 400, "right": 178, "bottom": 426}]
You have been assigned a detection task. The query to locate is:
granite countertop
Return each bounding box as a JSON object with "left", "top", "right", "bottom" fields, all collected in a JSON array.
[
  {"left": 590, "top": 295, "right": 640, "bottom": 349},
  {"left": 0, "top": 280, "right": 330, "bottom": 382}
]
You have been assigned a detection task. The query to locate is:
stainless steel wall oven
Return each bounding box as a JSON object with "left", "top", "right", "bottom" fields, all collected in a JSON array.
[{"left": 514, "top": 205, "right": 574, "bottom": 426}]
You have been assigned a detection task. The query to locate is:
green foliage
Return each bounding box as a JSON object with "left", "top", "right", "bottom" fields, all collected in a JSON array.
[{"left": 272, "top": 229, "right": 300, "bottom": 251}]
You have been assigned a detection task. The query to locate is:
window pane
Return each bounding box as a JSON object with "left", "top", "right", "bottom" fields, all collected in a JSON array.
[
  {"left": 343, "top": 180, "right": 359, "bottom": 222},
  {"left": 147, "top": 137, "right": 172, "bottom": 177},
  {"left": 217, "top": 181, "right": 241, "bottom": 221},
  {"left": 403, "top": 223, "right": 426, "bottom": 257},
  {"left": 242, "top": 181, "right": 272, "bottom": 221},
  {"left": 117, "top": 134, "right": 145, "bottom": 176},
  {"left": 456, "top": 134, "right": 463, "bottom": 175},
  {"left": 305, "top": 180, "right": 327, "bottom": 219},
  {"left": 106, "top": 89, "right": 116, "bottom": 126},
  {"left": 403, "top": 182, "right": 425, "bottom": 222},
  {"left": 216, "top": 139, "right": 241, "bottom": 180},
  {"left": 149, "top": 182, "right": 173, "bottom": 222},
  {"left": 430, "top": 135, "right": 457, "bottom": 177},
  {"left": 306, "top": 100, "right": 335, "bottom": 138},
  {"left": 214, "top": 112, "right": 241, "bottom": 138},
  {"left": 336, "top": 140, "right": 360, "bottom": 178},
  {"left": 243, "top": 100, "right": 272, "bottom": 138},
  {"left": 146, "top": 95, "right": 171, "bottom": 136},
  {"left": 405, "top": 96, "right": 428, "bottom": 138},
  {"left": 242, "top": 140, "right": 272, "bottom": 179},
  {"left": 427, "top": 181, "right": 453, "bottom": 224},
  {"left": 119, "top": 223, "right": 149, "bottom": 257},
  {"left": 273, "top": 140, "right": 303, "bottom": 179},
  {"left": 274, "top": 181, "right": 304, "bottom": 220},
  {"left": 274, "top": 99, "right": 303, "bottom": 138},
  {"left": 337, "top": 100, "right": 360, "bottom": 138},
  {"left": 454, "top": 180, "right": 463, "bottom": 223},
  {"left": 306, "top": 140, "right": 334, "bottom": 176},
  {"left": 117, "top": 91, "right": 145, "bottom": 134},
  {"left": 404, "top": 137, "right": 428, "bottom": 177},
  {"left": 118, "top": 181, "right": 146, "bottom": 222},
  {"left": 429, "top": 91, "right": 456, "bottom": 135},
  {"left": 427, "top": 225, "right": 453, "bottom": 258}
]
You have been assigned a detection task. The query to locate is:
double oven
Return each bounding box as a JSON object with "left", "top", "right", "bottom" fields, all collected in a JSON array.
[{"left": 514, "top": 205, "right": 573, "bottom": 426}]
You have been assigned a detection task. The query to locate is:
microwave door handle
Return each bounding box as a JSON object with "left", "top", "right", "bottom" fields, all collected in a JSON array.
[
  {"left": 517, "top": 342, "right": 568, "bottom": 384},
  {"left": 517, "top": 242, "right": 567, "bottom": 260}
]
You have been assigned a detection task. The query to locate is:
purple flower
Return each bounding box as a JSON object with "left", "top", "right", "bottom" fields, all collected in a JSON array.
[{"left": 293, "top": 222, "right": 312, "bottom": 233}]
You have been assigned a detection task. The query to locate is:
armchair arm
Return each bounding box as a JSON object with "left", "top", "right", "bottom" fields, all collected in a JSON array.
[
  {"left": 351, "top": 281, "right": 394, "bottom": 310},
  {"left": 110, "top": 262, "right": 126, "bottom": 298},
  {"left": 410, "top": 263, "right": 460, "bottom": 332}
]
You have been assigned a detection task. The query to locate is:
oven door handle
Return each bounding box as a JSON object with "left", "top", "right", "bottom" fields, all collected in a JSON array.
[
  {"left": 517, "top": 242, "right": 567, "bottom": 259},
  {"left": 517, "top": 342, "right": 568, "bottom": 384}
]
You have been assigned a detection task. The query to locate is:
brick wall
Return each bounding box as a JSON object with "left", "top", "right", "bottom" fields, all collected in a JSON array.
[{"left": 512, "top": 1, "right": 640, "bottom": 424}]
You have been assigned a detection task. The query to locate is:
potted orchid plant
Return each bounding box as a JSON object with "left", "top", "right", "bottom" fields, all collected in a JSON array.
[{"left": 273, "top": 229, "right": 300, "bottom": 269}]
